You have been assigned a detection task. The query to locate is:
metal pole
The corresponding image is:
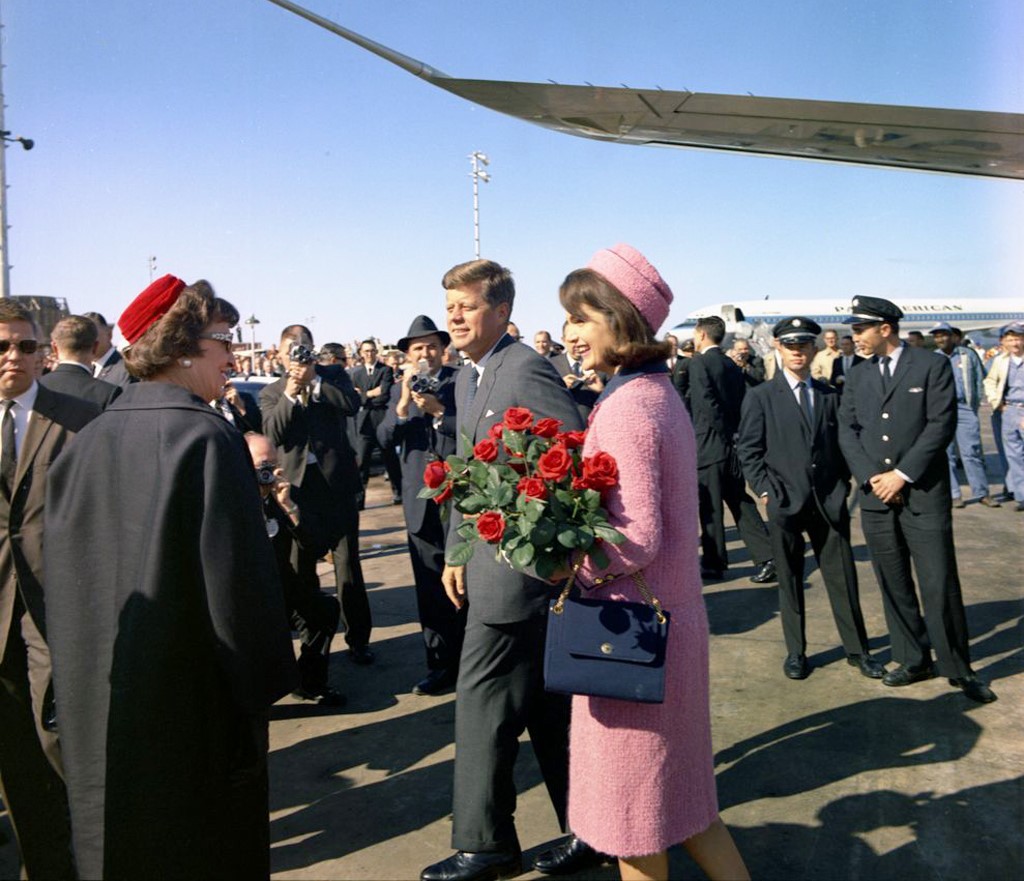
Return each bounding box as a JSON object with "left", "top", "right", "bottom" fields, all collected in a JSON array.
[
  {"left": 469, "top": 151, "right": 489, "bottom": 259},
  {"left": 0, "top": 8, "right": 10, "bottom": 299}
]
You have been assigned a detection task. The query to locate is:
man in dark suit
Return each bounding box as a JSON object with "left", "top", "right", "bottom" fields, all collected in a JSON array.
[
  {"left": 829, "top": 334, "right": 864, "bottom": 391},
  {"left": 41, "top": 315, "right": 122, "bottom": 408},
  {"left": 261, "top": 325, "right": 375, "bottom": 666},
  {"left": 689, "top": 316, "right": 775, "bottom": 583},
  {"left": 672, "top": 338, "right": 694, "bottom": 408},
  {"left": 421, "top": 260, "right": 584, "bottom": 881},
  {"left": 729, "top": 337, "right": 765, "bottom": 387},
  {"left": 838, "top": 296, "right": 995, "bottom": 703},
  {"left": 378, "top": 316, "right": 466, "bottom": 696},
  {"left": 738, "top": 317, "right": 885, "bottom": 681},
  {"left": 245, "top": 432, "right": 343, "bottom": 705},
  {"left": 549, "top": 321, "right": 604, "bottom": 419},
  {"left": 83, "top": 311, "right": 136, "bottom": 390},
  {"left": 351, "top": 339, "right": 403, "bottom": 505},
  {"left": 218, "top": 383, "right": 263, "bottom": 433},
  {"left": 0, "top": 301, "right": 100, "bottom": 879}
]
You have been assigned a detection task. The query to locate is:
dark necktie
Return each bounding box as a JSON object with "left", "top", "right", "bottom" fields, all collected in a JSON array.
[
  {"left": 880, "top": 355, "right": 892, "bottom": 392},
  {"left": 1, "top": 400, "right": 17, "bottom": 496},
  {"left": 464, "top": 366, "right": 479, "bottom": 412},
  {"left": 796, "top": 381, "right": 814, "bottom": 428},
  {"left": 571, "top": 360, "right": 582, "bottom": 377}
]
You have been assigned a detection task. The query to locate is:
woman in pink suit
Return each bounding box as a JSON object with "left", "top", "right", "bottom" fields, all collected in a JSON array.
[{"left": 543, "top": 245, "right": 748, "bottom": 881}]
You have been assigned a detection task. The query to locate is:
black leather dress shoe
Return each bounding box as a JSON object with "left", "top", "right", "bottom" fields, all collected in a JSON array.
[
  {"left": 783, "top": 653, "right": 809, "bottom": 680},
  {"left": 847, "top": 654, "right": 886, "bottom": 679},
  {"left": 292, "top": 686, "right": 347, "bottom": 707},
  {"left": 533, "top": 834, "right": 608, "bottom": 876},
  {"left": 750, "top": 560, "right": 778, "bottom": 584},
  {"left": 882, "top": 664, "right": 934, "bottom": 687},
  {"left": 349, "top": 646, "right": 376, "bottom": 665},
  {"left": 413, "top": 668, "right": 458, "bottom": 696},
  {"left": 949, "top": 676, "right": 997, "bottom": 703},
  {"left": 420, "top": 849, "right": 521, "bottom": 881}
]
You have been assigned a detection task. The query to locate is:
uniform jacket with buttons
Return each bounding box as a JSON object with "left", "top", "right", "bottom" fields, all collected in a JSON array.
[
  {"left": 838, "top": 345, "right": 956, "bottom": 514},
  {"left": 737, "top": 372, "right": 850, "bottom": 529}
]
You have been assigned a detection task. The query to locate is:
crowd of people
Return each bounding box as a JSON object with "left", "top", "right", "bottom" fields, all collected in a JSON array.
[{"left": 0, "top": 251, "right": 1017, "bottom": 880}]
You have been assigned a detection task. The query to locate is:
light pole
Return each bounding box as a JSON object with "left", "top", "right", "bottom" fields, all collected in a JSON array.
[
  {"left": 148, "top": 256, "right": 157, "bottom": 282},
  {"left": 0, "top": 5, "right": 34, "bottom": 300},
  {"left": 469, "top": 151, "right": 490, "bottom": 259},
  {"left": 244, "top": 314, "right": 260, "bottom": 363}
]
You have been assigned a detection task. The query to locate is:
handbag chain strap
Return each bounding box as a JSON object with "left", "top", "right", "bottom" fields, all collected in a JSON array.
[{"left": 552, "top": 558, "right": 667, "bottom": 625}]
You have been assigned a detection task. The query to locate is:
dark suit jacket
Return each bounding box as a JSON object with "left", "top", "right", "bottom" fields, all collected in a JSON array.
[
  {"left": 838, "top": 345, "right": 956, "bottom": 514},
  {"left": 94, "top": 348, "right": 123, "bottom": 382},
  {"left": 549, "top": 352, "right": 601, "bottom": 418},
  {"left": 0, "top": 385, "right": 100, "bottom": 657},
  {"left": 378, "top": 366, "right": 459, "bottom": 536},
  {"left": 739, "top": 354, "right": 766, "bottom": 387},
  {"left": 222, "top": 391, "right": 262, "bottom": 434},
  {"left": 671, "top": 356, "right": 692, "bottom": 410},
  {"left": 260, "top": 365, "right": 362, "bottom": 502},
  {"left": 350, "top": 361, "right": 394, "bottom": 434},
  {"left": 830, "top": 353, "right": 865, "bottom": 389},
  {"left": 737, "top": 372, "right": 851, "bottom": 529},
  {"left": 99, "top": 358, "right": 137, "bottom": 390},
  {"left": 688, "top": 347, "right": 747, "bottom": 467},
  {"left": 447, "top": 336, "right": 584, "bottom": 623},
  {"left": 40, "top": 362, "right": 122, "bottom": 409}
]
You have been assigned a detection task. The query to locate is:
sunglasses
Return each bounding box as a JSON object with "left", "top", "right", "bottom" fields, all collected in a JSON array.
[
  {"left": 199, "top": 332, "right": 234, "bottom": 351},
  {"left": 0, "top": 339, "right": 39, "bottom": 355}
]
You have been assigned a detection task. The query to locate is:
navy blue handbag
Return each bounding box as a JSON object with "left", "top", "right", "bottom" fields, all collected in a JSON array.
[{"left": 544, "top": 572, "right": 670, "bottom": 704}]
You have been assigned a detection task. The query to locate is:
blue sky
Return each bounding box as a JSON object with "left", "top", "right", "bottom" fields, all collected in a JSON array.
[{"left": 5, "top": 0, "right": 1022, "bottom": 348}]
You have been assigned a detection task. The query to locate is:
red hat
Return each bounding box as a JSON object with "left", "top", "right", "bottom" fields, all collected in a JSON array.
[{"left": 118, "top": 274, "right": 186, "bottom": 344}]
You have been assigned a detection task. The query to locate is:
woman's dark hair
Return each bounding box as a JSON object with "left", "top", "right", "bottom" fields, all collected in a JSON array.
[
  {"left": 559, "top": 269, "right": 673, "bottom": 370},
  {"left": 125, "top": 280, "right": 239, "bottom": 379}
]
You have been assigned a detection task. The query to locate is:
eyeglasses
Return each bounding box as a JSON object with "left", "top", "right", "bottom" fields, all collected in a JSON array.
[
  {"left": 0, "top": 339, "right": 39, "bottom": 356},
  {"left": 199, "top": 332, "right": 234, "bottom": 352}
]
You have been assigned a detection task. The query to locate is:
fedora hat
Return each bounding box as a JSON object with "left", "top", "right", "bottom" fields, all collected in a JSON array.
[{"left": 397, "top": 315, "right": 450, "bottom": 352}]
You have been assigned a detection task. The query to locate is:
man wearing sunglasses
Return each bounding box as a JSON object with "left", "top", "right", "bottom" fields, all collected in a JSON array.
[{"left": 0, "top": 301, "right": 101, "bottom": 878}]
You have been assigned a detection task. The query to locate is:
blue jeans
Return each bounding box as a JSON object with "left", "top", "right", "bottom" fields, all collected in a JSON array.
[
  {"left": 946, "top": 404, "right": 989, "bottom": 499},
  {"left": 1001, "top": 405, "right": 1024, "bottom": 502}
]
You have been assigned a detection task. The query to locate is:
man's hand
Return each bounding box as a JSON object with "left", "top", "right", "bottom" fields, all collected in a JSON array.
[
  {"left": 365, "top": 385, "right": 383, "bottom": 399},
  {"left": 582, "top": 372, "right": 605, "bottom": 393},
  {"left": 272, "top": 468, "right": 295, "bottom": 513},
  {"left": 442, "top": 564, "right": 466, "bottom": 609},
  {"left": 412, "top": 391, "right": 445, "bottom": 417},
  {"left": 223, "top": 384, "right": 244, "bottom": 411},
  {"left": 285, "top": 362, "right": 316, "bottom": 399},
  {"left": 869, "top": 470, "right": 907, "bottom": 505},
  {"left": 562, "top": 373, "right": 579, "bottom": 388}
]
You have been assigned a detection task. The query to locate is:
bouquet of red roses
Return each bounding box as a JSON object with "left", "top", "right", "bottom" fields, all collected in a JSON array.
[{"left": 419, "top": 407, "right": 625, "bottom": 580}]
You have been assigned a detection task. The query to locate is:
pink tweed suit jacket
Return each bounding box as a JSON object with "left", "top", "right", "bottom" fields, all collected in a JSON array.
[{"left": 569, "top": 371, "right": 719, "bottom": 857}]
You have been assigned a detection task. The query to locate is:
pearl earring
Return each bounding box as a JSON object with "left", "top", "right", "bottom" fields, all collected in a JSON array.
[{"left": 180, "top": 358, "right": 192, "bottom": 368}]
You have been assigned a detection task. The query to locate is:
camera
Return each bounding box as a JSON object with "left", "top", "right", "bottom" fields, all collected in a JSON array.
[
  {"left": 256, "top": 463, "right": 277, "bottom": 486},
  {"left": 410, "top": 358, "right": 440, "bottom": 395},
  {"left": 289, "top": 342, "right": 317, "bottom": 365}
]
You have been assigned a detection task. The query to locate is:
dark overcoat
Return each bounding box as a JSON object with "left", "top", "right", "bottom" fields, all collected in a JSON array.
[
  {"left": 39, "top": 362, "right": 122, "bottom": 409},
  {"left": 688, "top": 346, "right": 747, "bottom": 467},
  {"left": 43, "top": 382, "right": 298, "bottom": 880}
]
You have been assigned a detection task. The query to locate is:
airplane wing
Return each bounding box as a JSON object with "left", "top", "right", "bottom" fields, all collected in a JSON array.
[{"left": 266, "top": 0, "right": 1024, "bottom": 181}]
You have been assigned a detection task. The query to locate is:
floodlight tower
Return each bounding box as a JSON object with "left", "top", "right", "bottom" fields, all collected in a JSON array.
[{"left": 469, "top": 151, "right": 490, "bottom": 259}]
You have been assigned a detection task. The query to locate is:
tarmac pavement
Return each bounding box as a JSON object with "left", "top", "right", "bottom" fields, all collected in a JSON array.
[{"left": 1, "top": 413, "right": 1020, "bottom": 880}]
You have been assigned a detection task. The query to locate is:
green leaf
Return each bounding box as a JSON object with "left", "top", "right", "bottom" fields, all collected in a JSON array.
[
  {"left": 594, "top": 523, "right": 626, "bottom": 544},
  {"left": 576, "top": 528, "right": 595, "bottom": 551},
  {"left": 535, "top": 554, "right": 557, "bottom": 581},
  {"left": 590, "top": 544, "right": 611, "bottom": 570},
  {"left": 531, "top": 518, "right": 556, "bottom": 546},
  {"left": 524, "top": 500, "right": 544, "bottom": 522},
  {"left": 557, "top": 528, "right": 578, "bottom": 549},
  {"left": 457, "top": 522, "right": 477, "bottom": 540},
  {"left": 445, "top": 541, "right": 475, "bottom": 566},
  {"left": 461, "top": 432, "right": 475, "bottom": 457},
  {"left": 446, "top": 455, "right": 467, "bottom": 472},
  {"left": 468, "top": 460, "right": 489, "bottom": 487},
  {"left": 492, "top": 483, "right": 514, "bottom": 507},
  {"left": 554, "top": 489, "right": 575, "bottom": 506},
  {"left": 584, "top": 489, "right": 602, "bottom": 511},
  {"left": 459, "top": 494, "right": 491, "bottom": 514},
  {"left": 510, "top": 543, "right": 536, "bottom": 570},
  {"left": 416, "top": 486, "right": 437, "bottom": 500}
]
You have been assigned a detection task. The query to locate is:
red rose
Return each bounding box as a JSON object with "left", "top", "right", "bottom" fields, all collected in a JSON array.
[
  {"left": 532, "top": 417, "right": 562, "bottom": 438},
  {"left": 558, "top": 430, "right": 587, "bottom": 449},
  {"left": 508, "top": 459, "right": 527, "bottom": 474},
  {"left": 503, "top": 407, "right": 534, "bottom": 432},
  {"left": 488, "top": 422, "right": 504, "bottom": 440},
  {"left": 434, "top": 484, "right": 453, "bottom": 505},
  {"left": 536, "top": 444, "right": 573, "bottom": 481},
  {"left": 475, "top": 511, "right": 506, "bottom": 543},
  {"left": 571, "top": 474, "right": 593, "bottom": 491},
  {"left": 473, "top": 438, "right": 499, "bottom": 462},
  {"left": 516, "top": 476, "right": 548, "bottom": 500},
  {"left": 582, "top": 451, "right": 619, "bottom": 490},
  {"left": 423, "top": 460, "right": 450, "bottom": 489}
]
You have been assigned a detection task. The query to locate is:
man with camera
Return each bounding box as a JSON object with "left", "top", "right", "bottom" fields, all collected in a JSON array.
[
  {"left": 378, "top": 316, "right": 466, "bottom": 696},
  {"left": 260, "top": 325, "right": 375, "bottom": 666},
  {"left": 245, "top": 432, "right": 343, "bottom": 705}
]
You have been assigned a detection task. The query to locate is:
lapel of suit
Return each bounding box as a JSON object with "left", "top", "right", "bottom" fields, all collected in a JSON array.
[
  {"left": 772, "top": 371, "right": 811, "bottom": 444},
  {"left": 15, "top": 388, "right": 57, "bottom": 491},
  {"left": 810, "top": 379, "right": 826, "bottom": 445},
  {"left": 465, "top": 335, "right": 514, "bottom": 440}
]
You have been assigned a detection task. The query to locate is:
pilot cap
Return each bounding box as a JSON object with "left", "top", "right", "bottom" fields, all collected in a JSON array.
[
  {"left": 587, "top": 243, "right": 673, "bottom": 334},
  {"left": 118, "top": 274, "right": 186, "bottom": 345},
  {"left": 773, "top": 316, "right": 822, "bottom": 344},
  {"left": 842, "top": 296, "right": 903, "bottom": 326}
]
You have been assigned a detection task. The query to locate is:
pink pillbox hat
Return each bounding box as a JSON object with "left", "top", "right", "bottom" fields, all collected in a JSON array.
[{"left": 586, "top": 243, "right": 673, "bottom": 334}]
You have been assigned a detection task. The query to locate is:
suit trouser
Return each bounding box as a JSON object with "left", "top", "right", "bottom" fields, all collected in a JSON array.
[
  {"left": 0, "top": 604, "right": 75, "bottom": 880},
  {"left": 408, "top": 530, "right": 466, "bottom": 671},
  {"left": 769, "top": 501, "right": 869, "bottom": 657},
  {"left": 697, "top": 453, "right": 773, "bottom": 571},
  {"left": 290, "top": 591, "right": 341, "bottom": 692},
  {"left": 452, "top": 615, "right": 569, "bottom": 853},
  {"left": 357, "top": 409, "right": 403, "bottom": 490},
  {"left": 947, "top": 405, "right": 990, "bottom": 499},
  {"left": 860, "top": 506, "right": 972, "bottom": 679},
  {"left": 294, "top": 466, "right": 372, "bottom": 649}
]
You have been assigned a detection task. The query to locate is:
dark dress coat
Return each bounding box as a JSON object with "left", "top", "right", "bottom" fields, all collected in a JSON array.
[
  {"left": 43, "top": 382, "right": 298, "bottom": 880},
  {"left": 830, "top": 353, "right": 865, "bottom": 390},
  {"left": 350, "top": 360, "right": 395, "bottom": 436},
  {"left": 40, "top": 362, "right": 122, "bottom": 409},
  {"left": 549, "top": 352, "right": 602, "bottom": 419},
  {"left": 688, "top": 347, "right": 746, "bottom": 468}
]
